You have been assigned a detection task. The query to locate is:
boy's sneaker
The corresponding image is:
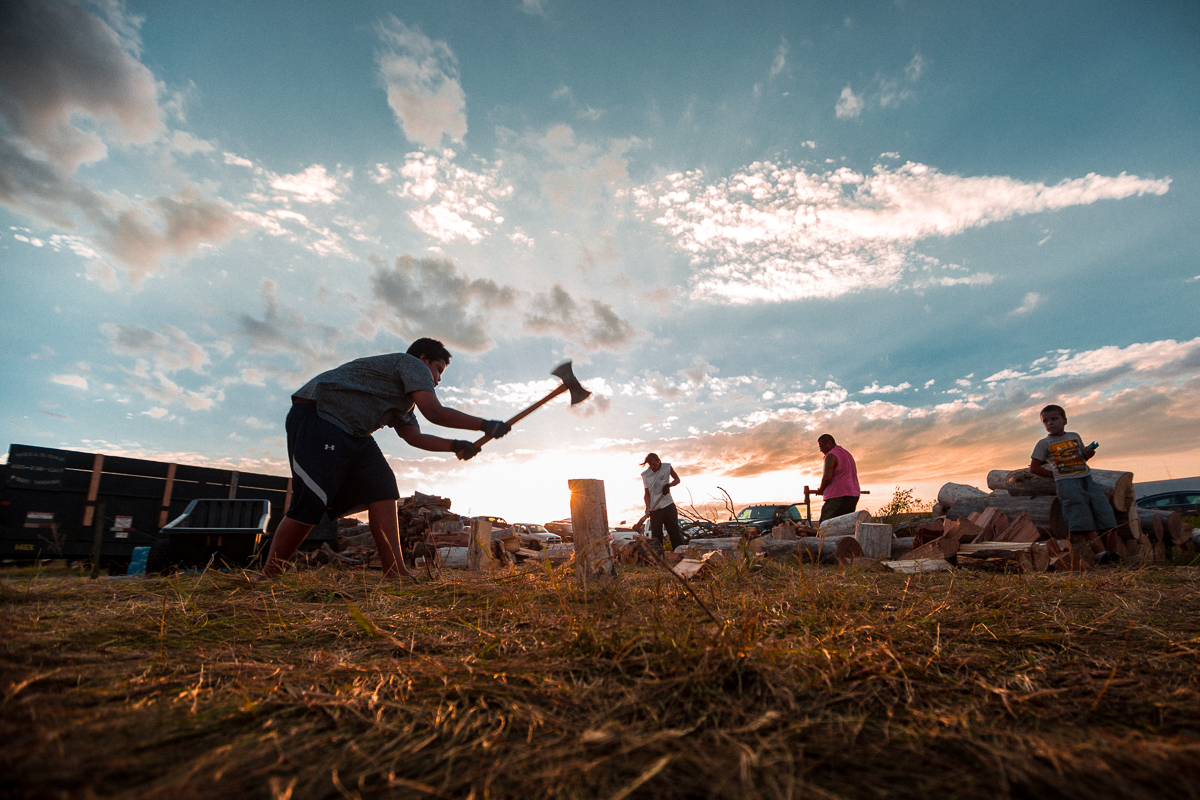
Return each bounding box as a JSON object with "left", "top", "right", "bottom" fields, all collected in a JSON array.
[{"left": 1096, "top": 551, "right": 1121, "bottom": 567}]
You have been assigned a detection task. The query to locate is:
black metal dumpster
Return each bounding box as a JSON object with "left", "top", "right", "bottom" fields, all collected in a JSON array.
[{"left": 155, "top": 498, "right": 270, "bottom": 570}]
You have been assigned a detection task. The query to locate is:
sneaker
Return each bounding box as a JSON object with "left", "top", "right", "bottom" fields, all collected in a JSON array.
[{"left": 1096, "top": 551, "right": 1121, "bottom": 566}]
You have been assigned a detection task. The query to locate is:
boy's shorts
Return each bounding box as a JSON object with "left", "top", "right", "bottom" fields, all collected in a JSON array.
[
  {"left": 1056, "top": 475, "right": 1117, "bottom": 533},
  {"left": 284, "top": 402, "right": 400, "bottom": 525}
]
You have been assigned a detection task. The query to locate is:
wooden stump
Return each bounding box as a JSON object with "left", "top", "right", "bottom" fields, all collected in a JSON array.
[
  {"left": 855, "top": 522, "right": 893, "bottom": 560},
  {"left": 467, "top": 519, "right": 494, "bottom": 571},
  {"left": 747, "top": 537, "right": 843, "bottom": 564},
  {"left": 568, "top": 479, "right": 616, "bottom": 584}
]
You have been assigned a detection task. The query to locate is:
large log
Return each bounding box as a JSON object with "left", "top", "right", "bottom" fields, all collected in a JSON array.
[
  {"left": 817, "top": 510, "right": 872, "bottom": 538},
  {"left": 937, "top": 483, "right": 988, "bottom": 508},
  {"left": 946, "top": 496, "right": 1068, "bottom": 539},
  {"left": 747, "top": 537, "right": 843, "bottom": 564},
  {"left": 986, "top": 467, "right": 1135, "bottom": 511},
  {"left": 683, "top": 537, "right": 749, "bottom": 557},
  {"left": 856, "top": 522, "right": 893, "bottom": 560},
  {"left": 467, "top": 519, "right": 494, "bottom": 571}
]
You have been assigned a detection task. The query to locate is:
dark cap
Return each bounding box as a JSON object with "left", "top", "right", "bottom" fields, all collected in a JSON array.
[{"left": 640, "top": 452, "right": 660, "bottom": 465}]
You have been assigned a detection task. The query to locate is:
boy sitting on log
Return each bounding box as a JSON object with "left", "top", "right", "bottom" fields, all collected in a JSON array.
[{"left": 1029, "top": 404, "right": 1118, "bottom": 565}]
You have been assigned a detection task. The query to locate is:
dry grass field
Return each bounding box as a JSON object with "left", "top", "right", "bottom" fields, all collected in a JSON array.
[{"left": 3, "top": 557, "right": 1200, "bottom": 800}]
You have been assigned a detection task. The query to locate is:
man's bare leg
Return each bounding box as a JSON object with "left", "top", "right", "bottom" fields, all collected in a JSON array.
[
  {"left": 261, "top": 516, "right": 314, "bottom": 577},
  {"left": 368, "top": 499, "right": 413, "bottom": 579}
]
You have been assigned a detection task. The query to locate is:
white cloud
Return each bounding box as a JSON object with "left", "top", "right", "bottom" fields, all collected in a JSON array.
[
  {"left": 390, "top": 150, "right": 512, "bottom": 243},
  {"left": 51, "top": 374, "right": 88, "bottom": 390},
  {"left": 519, "top": 0, "right": 549, "bottom": 15},
  {"left": 269, "top": 164, "right": 345, "bottom": 204},
  {"left": 770, "top": 38, "right": 788, "bottom": 77},
  {"left": 101, "top": 323, "right": 211, "bottom": 373},
  {"left": 632, "top": 160, "right": 1170, "bottom": 304},
  {"left": 1008, "top": 291, "right": 1043, "bottom": 316},
  {"left": 376, "top": 18, "right": 467, "bottom": 149},
  {"left": 860, "top": 381, "right": 912, "bottom": 394},
  {"left": 835, "top": 86, "right": 864, "bottom": 119}
]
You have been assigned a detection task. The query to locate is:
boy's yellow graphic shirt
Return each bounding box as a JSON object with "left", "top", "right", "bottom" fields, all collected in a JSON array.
[{"left": 1047, "top": 439, "right": 1088, "bottom": 476}]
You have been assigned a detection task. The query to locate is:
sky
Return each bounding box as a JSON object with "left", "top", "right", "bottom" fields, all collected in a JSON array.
[{"left": 2, "top": 0, "right": 1198, "bottom": 526}]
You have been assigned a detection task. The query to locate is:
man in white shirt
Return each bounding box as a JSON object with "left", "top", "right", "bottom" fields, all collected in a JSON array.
[{"left": 641, "top": 452, "right": 683, "bottom": 548}]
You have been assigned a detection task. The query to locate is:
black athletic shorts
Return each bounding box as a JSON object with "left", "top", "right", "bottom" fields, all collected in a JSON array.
[{"left": 284, "top": 402, "right": 400, "bottom": 524}]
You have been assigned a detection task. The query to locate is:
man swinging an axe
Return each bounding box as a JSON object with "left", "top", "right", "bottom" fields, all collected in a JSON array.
[{"left": 261, "top": 339, "right": 591, "bottom": 580}]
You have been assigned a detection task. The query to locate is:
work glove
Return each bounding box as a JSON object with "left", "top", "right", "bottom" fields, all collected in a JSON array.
[
  {"left": 450, "top": 440, "right": 480, "bottom": 461},
  {"left": 481, "top": 419, "right": 511, "bottom": 439}
]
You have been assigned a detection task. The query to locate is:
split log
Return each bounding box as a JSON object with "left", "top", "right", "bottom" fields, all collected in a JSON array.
[
  {"left": 770, "top": 521, "right": 802, "bottom": 540},
  {"left": 683, "top": 537, "right": 750, "bottom": 557},
  {"left": 993, "top": 512, "right": 1041, "bottom": 543},
  {"left": 946, "top": 496, "right": 1068, "bottom": 540},
  {"left": 937, "top": 483, "right": 988, "bottom": 509},
  {"left": 855, "top": 522, "right": 893, "bottom": 560},
  {"left": 902, "top": 537, "right": 959, "bottom": 561},
  {"left": 747, "top": 537, "right": 842, "bottom": 564},
  {"left": 817, "top": 510, "right": 872, "bottom": 538},
  {"left": 436, "top": 546, "right": 469, "bottom": 569},
  {"left": 885, "top": 558, "right": 952, "bottom": 574}
]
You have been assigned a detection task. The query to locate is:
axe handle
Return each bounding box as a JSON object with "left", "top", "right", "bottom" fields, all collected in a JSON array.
[{"left": 472, "top": 383, "right": 568, "bottom": 448}]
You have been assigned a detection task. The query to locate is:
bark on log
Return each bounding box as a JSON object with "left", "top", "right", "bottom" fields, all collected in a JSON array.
[
  {"left": 817, "top": 510, "right": 872, "bottom": 538},
  {"left": 937, "top": 483, "right": 988, "bottom": 509},
  {"left": 946, "top": 496, "right": 1068, "bottom": 539},
  {"left": 747, "top": 537, "right": 844, "bottom": 564},
  {"left": 891, "top": 537, "right": 914, "bottom": 559},
  {"left": 568, "top": 478, "right": 616, "bottom": 583},
  {"left": 856, "top": 522, "right": 894, "bottom": 560}
]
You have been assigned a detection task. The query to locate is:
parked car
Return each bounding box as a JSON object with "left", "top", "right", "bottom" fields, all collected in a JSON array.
[
  {"left": 467, "top": 515, "right": 509, "bottom": 529},
  {"left": 1135, "top": 492, "right": 1200, "bottom": 517},
  {"left": 718, "top": 503, "right": 808, "bottom": 537},
  {"left": 609, "top": 527, "right": 640, "bottom": 546},
  {"left": 544, "top": 519, "right": 573, "bottom": 540},
  {"left": 509, "top": 523, "right": 562, "bottom": 547}
]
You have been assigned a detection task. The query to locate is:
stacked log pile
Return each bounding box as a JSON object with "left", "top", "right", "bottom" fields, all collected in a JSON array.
[{"left": 935, "top": 467, "right": 1193, "bottom": 565}]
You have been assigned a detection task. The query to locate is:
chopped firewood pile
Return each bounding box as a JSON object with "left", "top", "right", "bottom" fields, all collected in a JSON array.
[{"left": 290, "top": 469, "right": 1194, "bottom": 576}]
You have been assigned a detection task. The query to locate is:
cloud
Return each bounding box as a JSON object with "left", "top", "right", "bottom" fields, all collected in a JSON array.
[
  {"left": 860, "top": 381, "right": 912, "bottom": 394},
  {"left": 770, "top": 38, "right": 788, "bottom": 78},
  {"left": 0, "top": 2, "right": 238, "bottom": 283},
  {"left": 365, "top": 254, "right": 639, "bottom": 353},
  {"left": 269, "top": 164, "right": 345, "bottom": 204},
  {"left": 51, "top": 373, "right": 88, "bottom": 390},
  {"left": 368, "top": 255, "right": 517, "bottom": 352},
  {"left": 519, "top": 0, "right": 549, "bottom": 15},
  {"left": 1008, "top": 291, "right": 1042, "bottom": 316},
  {"left": 101, "top": 323, "right": 211, "bottom": 373},
  {"left": 0, "top": 0, "right": 164, "bottom": 172},
  {"left": 835, "top": 86, "right": 864, "bottom": 119},
  {"left": 387, "top": 150, "right": 512, "bottom": 243},
  {"left": 522, "top": 285, "right": 639, "bottom": 351},
  {"left": 632, "top": 160, "right": 1170, "bottom": 303},
  {"left": 235, "top": 280, "right": 347, "bottom": 379},
  {"left": 376, "top": 18, "right": 467, "bottom": 149}
]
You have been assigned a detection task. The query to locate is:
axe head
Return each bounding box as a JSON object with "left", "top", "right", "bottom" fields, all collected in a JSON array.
[{"left": 551, "top": 361, "right": 591, "bottom": 405}]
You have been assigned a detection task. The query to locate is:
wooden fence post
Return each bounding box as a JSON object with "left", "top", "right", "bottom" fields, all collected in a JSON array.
[{"left": 568, "top": 479, "right": 615, "bottom": 585}]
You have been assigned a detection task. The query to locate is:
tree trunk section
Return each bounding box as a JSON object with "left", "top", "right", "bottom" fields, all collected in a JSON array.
[
  {"left": 856, "top": 522, "right": 893, "bottom": 560},
  {"left": 568, "top": 479, "right": 616, "bottom": 584},
  {"left": 937, "top": 483, "right": 988, "bottom": 509},
  {"left": 818, "top": 510, "right": 872, "bottom": 538},
  {"left": 747, "top": 537, "right": 842, "bottom": 564},
  {"left": 467, "top": 519, "right": 494, "bottom": 571}
]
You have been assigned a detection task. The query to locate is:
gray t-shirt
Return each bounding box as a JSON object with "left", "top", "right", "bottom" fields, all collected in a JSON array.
[
  {"left": 293, "top": 353, "right": 436, "bottom": 437},
  {"left": 1031, "top": 432, "right": 1091, "bottom": 481}
]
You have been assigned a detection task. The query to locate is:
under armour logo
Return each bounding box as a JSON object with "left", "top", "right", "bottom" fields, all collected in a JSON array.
[{"left": 325, "top": 444, "right": 335, "bottom": 450}]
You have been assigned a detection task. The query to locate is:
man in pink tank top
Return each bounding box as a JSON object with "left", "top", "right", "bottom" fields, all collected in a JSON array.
[{"left": 815, "top": 434, "right": 860, "bottom": 522}]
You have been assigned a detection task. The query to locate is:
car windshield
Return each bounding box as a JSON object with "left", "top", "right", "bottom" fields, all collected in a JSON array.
[
  {"left": 527, "top": 525, "right": 548, "bottom": 532},
  {"left": 737, "top": 506, "right": 780, "bottom": 521}
]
